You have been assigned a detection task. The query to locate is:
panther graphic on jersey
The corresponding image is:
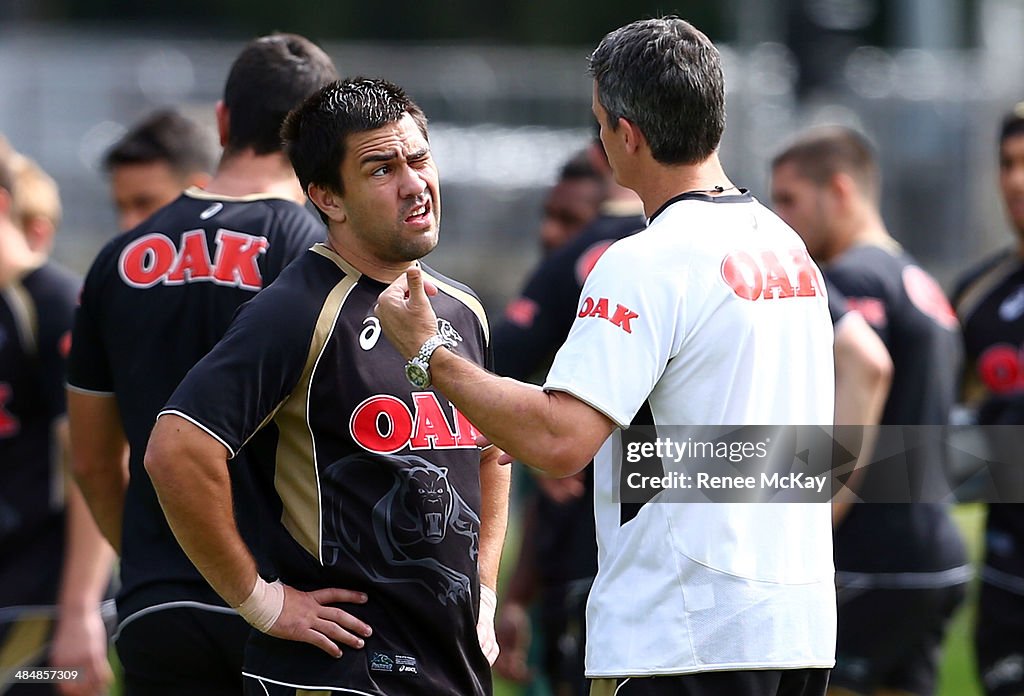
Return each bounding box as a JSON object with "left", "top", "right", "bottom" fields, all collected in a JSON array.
[{"left": 323, "top": 453, "right": 480, "bottom": 606}]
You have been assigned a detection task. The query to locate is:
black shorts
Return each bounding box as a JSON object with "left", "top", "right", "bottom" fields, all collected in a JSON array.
[
  {"left": 832, "top": 584, "right": 966, "bottom": 695},
  {"left": 589, "top": 669, "right": 830, "bottom": 696},
  {"left": 976, "top": 581, "right": 1024, "bottom": 696},
  {"left": 114, "top": 605, "right": 250, "bottom": 696}
]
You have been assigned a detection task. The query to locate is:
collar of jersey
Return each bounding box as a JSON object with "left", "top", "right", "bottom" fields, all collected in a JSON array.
[
  {"left": 647, "top": 188, "right": 752, "bottom": 225},
  {"left": 310, "top": 243, "right": 363, "bottom": 278},
  {"left": 183, "top": 186, "right": 294, "bottom": 204}
]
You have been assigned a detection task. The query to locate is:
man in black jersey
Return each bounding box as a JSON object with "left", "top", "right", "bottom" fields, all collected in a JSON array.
[
  {"left": 0, "top": 147, "right": 115, "bottom": 696},
  {"left": 145, "top": 79, "right": 509, "bottom": 696},
  {"left": 66, "top": 34, "right": 338, "bottom": 696},
  {"left": 952, "top": 103, "right": 1024, "bottom": 696},
  {"left": 772, "top": 126, "right": 969, "bottom": 696},
  {"left": 102, "top": 108, "right": 218, "bottom": 231}
]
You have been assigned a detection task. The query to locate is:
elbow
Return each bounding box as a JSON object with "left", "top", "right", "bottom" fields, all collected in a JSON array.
[
  {"left": 533, "top": 440, "right": 591, "bottom": 479},
  {"left": 143, "top": 422, "right": 177, "bottom": 488},
  {"left": 866, "top": 349, "right": 893, "bottom": 395}
]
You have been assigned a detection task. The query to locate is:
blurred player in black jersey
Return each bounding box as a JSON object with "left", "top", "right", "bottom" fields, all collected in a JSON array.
[
  {"left": 103, "top": 108, "right": 218, "bottom": 231},
  {"left": 492, "top": 133, "right": 643, "bottom": 696},
  {"left": 145, "top": 78, "right": 509, "bottom": 696},
  {"left": 66, "top": 34, "right": 337, "bottom": 696},
  {"left": 952, "top": 103, "right": 1024, "bottom": 696},
  {"left": 0, "top": 145, "right": 115, "bottom": 695},
  {"left": 772, "top": 126, "right": 969, "bottom": 696},
  {"left": 536, "top": 148, "right": 604, "bottom": 255}
]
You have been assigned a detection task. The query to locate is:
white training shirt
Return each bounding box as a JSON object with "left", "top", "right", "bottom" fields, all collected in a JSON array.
[{"left": 544, "top": 192, "right": 837, "bottom": 677}]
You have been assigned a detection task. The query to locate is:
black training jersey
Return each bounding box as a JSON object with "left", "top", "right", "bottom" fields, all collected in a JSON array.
[
  {"left": 66, "top": 189, "right": 324, "bottom": 615},
  {"left": 827, "top": 241, "right": 968, "bottom": 578},
  {"left": 953, "top": 249, "right": 1024, "bottom": 584},
  {"left": 493, "top": 203, "right": 645, "bottom": 381},
  {"left": 0, "top": 262, "right": 79, "bottom": 607},
  {"left": 163, "top": 244, "right": 493, "bottom": 696}
]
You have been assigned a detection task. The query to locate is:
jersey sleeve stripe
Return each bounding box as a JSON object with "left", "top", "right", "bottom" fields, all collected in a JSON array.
[
  {"left": 157, "top": 409, "right": 238, "bottom": 459},
  {"left": 1, "top": 282, "right": 38, "bottom": 355},
  {"left": 422, "top": 270, "right": 491, "bottom": 345},
  {"left": 271, "top": 274, "right": 358, "bottom": 565}
]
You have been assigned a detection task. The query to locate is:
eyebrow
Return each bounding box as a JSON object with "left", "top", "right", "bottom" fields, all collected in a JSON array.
[{"left": 359, "top": 147, "right": 430, "bottom": 166}]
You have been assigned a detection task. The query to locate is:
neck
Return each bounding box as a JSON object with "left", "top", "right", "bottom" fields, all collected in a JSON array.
[
  {"left": 0, "top": 221, "right": 45, "bottom": 287},
  {"left": 203, "top": 149, "right": 306, "bottom": 205},
  {"left": 834, "top": 206, "right": 891, "bottom": 259},
  {"left": 323, "top": 232, "right": 418, "bottom": 284},
  {"left": 635, "top": 154, "right": 735, "bottom": 218}
]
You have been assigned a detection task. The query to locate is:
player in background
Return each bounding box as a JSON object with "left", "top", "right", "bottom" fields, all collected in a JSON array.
[
  {"left": 772, "top": 126, "right": 969, "bottom": 696},
  {"left": 66, "top": 34, "right": 337, "bottom": 696},
  {"left": 379, "top": 16, "right": 837, "bottom": 696},
  {"left": 0, "top": 144, "right": 114, "bottom": 696},
  {"left": 951, "top": 102, "right": 1024, "bottom": 696},
  {"left": 102, "top": 108, "right": 218, "bottom": 231},
  {"left": 536, "top": 148, "right": 604, "bottom": 255},
  {"left": 145, "top": 77, "right": 508, "bottom": 696},
  {"left": 493, "top": 133, "right": 643, "bottom": 696}
]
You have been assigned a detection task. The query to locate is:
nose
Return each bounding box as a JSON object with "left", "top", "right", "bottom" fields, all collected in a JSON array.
[{"left": 398, "top": 165, "right": 427, "bottom": 198}]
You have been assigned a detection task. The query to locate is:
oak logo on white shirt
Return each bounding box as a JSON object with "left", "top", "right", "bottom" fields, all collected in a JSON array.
[
  {"left": 720, "top": 248, "right": 822, "bottom": 301},
  {"left": 577, "top": 296, "right": 639, "bottom": 333}
]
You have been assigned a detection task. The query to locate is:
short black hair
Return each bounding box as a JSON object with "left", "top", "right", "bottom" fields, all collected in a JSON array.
[
  {"left": 282, "top": 78, "right": 428, "bottom": 222},
  {"left": 559, "top": 148, "right": 602, "bottom": 184},
  {"left": 588, "top": 17, "right": 725, "bottom": 165},
  {"left": 103, "top": 109, "right": 217, "bottom": 176},
  {"left": 223, "top": 33, "right": 339, "bottom": 156},
  {"left": 771, "top": 126, "right": 881, "bottom": 202},
  {"left": 1000, "top": 102, "right": 1024, "bottom": 145}
]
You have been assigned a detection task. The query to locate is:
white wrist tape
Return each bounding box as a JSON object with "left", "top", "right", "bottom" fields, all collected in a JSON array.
[
  {"left": 477, "top": 585, "right": 499, "bottom": 665},
  {"left": 235, "top": 577, "right": 284, "bottom": 633}
]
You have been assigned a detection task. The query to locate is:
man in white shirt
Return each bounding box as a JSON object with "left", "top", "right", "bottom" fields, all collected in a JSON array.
[{"left": 376, "top": 16, "right": 836, "bottom": 696}]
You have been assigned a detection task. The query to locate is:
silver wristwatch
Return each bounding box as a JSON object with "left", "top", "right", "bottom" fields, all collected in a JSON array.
[{"left": 405, "top": 334, "right": 454, "bottom": 389}]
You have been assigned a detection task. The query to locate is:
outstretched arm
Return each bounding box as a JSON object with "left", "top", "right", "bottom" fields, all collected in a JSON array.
[
  {"left": 375, "top": 268, "right": 616, "bottom": 478},
  {"left": 145, "top": 413, "right": 373, "bottom": 658}
]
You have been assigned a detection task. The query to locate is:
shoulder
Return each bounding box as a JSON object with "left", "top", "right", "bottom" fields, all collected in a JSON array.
[
  {"left": 420, "top": 264, "right": 490, "bottom": 344},
  {"left": 951, "top": 247, "right": 1017, "bottom": 305}
]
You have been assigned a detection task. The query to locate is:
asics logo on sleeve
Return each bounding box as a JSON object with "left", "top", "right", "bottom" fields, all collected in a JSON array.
[
  {"left": 118, "top": 229, "right": 269, "bottom": 290},
  {"left": 720, "top": 248, "right": 823, "bottom": 301}
]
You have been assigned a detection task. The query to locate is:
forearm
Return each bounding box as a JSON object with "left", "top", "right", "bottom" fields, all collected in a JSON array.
[
  {"left": 432, "top": 349, "right": 605, "bottom": 477},
  {"left": 58, "top": 480, "right": 115, "bottom": 613},
  {"left": 477, "top": 446, "right": 511, "bottom": 591},
  {"left": 72, "top": 461, "right": 126, "bottom": 553},
  {"left": 145, "top": 416, "right": 258, "bottom": 606}
]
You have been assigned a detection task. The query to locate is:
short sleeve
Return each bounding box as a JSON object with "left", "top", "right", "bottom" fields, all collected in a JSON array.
[
  {"left": 825, "top": 262, "right": 890, "bottom": 346},
  {"left": 161, "top": 281, "right": 317, "bottom": 457},
  {"left": 543, "top": 244, "right": 678, "bottom": 428},
  {"left": 67, "top": 254, "right": 114, "bottom": 394}
]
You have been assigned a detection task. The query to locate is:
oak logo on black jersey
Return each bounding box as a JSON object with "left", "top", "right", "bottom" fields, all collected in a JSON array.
[
  {"left": 350, "top": 392, "right": 481, "bottom": 455},
  {"left": 720, "top": 248, "right": 822, "bottom": 302},
  {"left": 118, "top": 229, "right": 269, "bottom": 291},
  {"left": 0, "top": 383, "right": 19, "bottom": 438}
]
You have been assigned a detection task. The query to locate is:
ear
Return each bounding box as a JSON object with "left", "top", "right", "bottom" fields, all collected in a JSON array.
[
  {"left": 830, "top": 172, "right": 859, "bottom": 208},
  {"left": 23, "top": 217, "right": 55, "bottom": 255},
  {"left": 0, "top": 187, "right": 11, "bottom": 219},
  {"left": 214, "top": 101, "right": 229, "bottom": 148},
  {"left": 619, "top": 117, "right": 646, "bottom": 155},
  {"left": 307, "top": 183, "right": 347, "bottom": 224}
]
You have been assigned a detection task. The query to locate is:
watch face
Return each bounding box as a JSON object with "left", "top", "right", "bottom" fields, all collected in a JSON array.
[{"left": 405, "top": 362, "right": 431, "bottom": 389}]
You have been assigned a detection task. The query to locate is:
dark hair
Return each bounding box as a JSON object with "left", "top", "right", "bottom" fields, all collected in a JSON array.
[
  {"left": 559, "top": 148, "right": 602, "bottom": 184},
  {"left": 771, "top": 126, "right": 881, "bottom": 201},
  {"left": 588, "top": 16, "right": 725, "bottom": 166},
  {"left": 281, "top": 78, "right": 428, "bottom": 222},
  {"left": 1000, "top": 102, "right": 1024, "bottom": 145},
  {"left": 103, "top": 109, "right": 217, "bottom": 176},
  {"left": 223, "top": 33, "right": 338, "bottom": 156}
]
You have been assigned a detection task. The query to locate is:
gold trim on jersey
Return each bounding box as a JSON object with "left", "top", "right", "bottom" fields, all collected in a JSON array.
[
  {"left": 182, "top": 186, "right": 296, "bottom": 204},
  {"left": 953, "top": 254, "right": 1021, "bottom": 325},
  {"left": 272, "top": 275, "right": 358, "bottom": 563},
  {"left": 421, "top": 269, "right": 490, "bottom": 347},
  {"left": 309, "top": 243, "right": 362, "bottom": 279},
  {"left": 0, "top": 281, "right": 38, "bottom": 356}
]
